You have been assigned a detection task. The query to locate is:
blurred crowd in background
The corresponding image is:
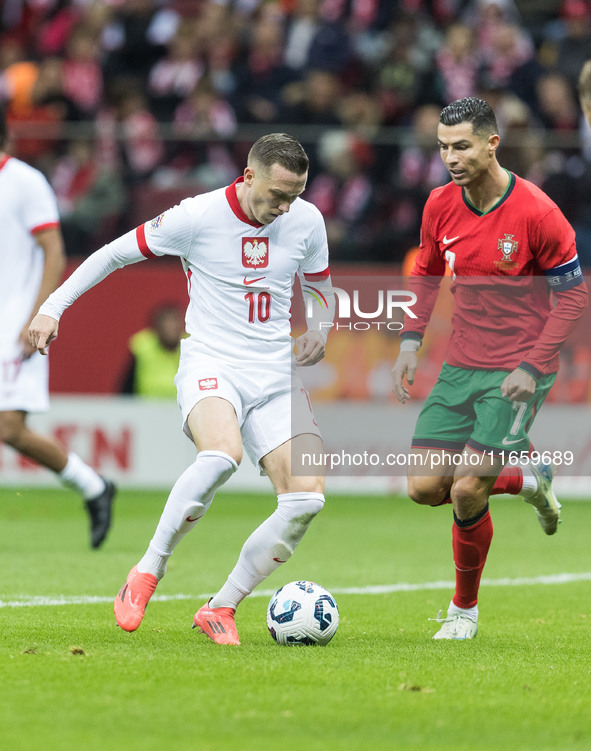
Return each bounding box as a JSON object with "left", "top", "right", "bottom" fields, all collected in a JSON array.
[{"left": 3, "top": 0, "right": 591, "bottom": 266}]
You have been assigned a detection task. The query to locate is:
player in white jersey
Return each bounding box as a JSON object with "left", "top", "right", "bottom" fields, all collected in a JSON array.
[
  {"left": 30, "top": 133, "right": 335, "bottom": 644},
  {"left": 0, "top": 106, "right": 115, "bottom": 548}
]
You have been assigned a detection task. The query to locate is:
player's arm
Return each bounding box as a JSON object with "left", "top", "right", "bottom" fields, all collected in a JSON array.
[
  {"left": 297, "top": 269, "right": 335, "bottom": 366},
  {"left": 501, "top": 208, "right": 589, "bottom": 401},
  {"left": 30, "top": 204, "right": 193, "bottom": 354},
  {"left": 392, "top": 202, "right": 445, "bottom": 403},
  {"left": 20, "top": 225, "right": 66, "bottom": 357},
  {"left": 501, "top": 268, "right": 588, "bottom": 400},
  {"left": 29, "top": 229, "right": 151, "bottom": 355}
]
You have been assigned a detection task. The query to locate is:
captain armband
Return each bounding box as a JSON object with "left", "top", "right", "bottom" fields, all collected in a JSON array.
[{"left": 544, "top": 256, "right": 584, "bottom": 291}]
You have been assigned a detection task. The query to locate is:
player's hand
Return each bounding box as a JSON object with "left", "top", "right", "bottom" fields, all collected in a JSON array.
[
  {"left": 501, "top": 368, "right": 536, "bottom": 402},
  {"left": 295, "top": 330, "right": 325, "bottom": 366},
  {"left": 18, "top": 325, "right": 37, "bottom": 359},
  {"left": 391, "top": 351, "right": 418, "bottom": 404},
  {"left": 28, "top": 314, "right": 59, "bottom": 356}
]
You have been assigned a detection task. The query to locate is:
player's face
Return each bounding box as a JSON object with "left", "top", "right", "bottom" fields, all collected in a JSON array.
[
  {"left": 243, "top": 163, "right": 308, "bottom": 225},
  {"left": 437, "top": 122, "right": 497, "bottom": 186}
]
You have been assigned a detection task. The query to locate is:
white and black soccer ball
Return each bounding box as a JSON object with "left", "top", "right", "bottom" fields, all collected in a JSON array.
[{"left": 267, "top": 580, "right": 339, "bottom": 646}]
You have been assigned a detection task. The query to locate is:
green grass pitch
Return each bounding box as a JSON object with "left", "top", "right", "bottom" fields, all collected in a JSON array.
[{"left": 1, "top": 487, "right": 590, "bottom": 751}]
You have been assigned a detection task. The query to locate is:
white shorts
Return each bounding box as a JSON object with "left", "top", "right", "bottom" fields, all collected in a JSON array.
[
  {"left": 175, "top": 343, "right": 321, "bottom": 468},
  {"left": 0, "top": 346, "right": 50, "bottom": 413}
]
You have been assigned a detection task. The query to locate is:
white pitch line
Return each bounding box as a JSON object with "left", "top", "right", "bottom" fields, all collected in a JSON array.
[{"left": 1, "top": 571, "right": 591, "bottom": 609}]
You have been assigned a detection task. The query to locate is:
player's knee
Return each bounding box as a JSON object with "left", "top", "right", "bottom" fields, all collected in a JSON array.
[
  {"left": 451, "top": 476, "right": 488, "bottom": 507},
  {"left": 275, "top": 476, "right": 325, "bottom": 496},
  {"left": 407, "top": 475, "right": 448, "bottom": 506},
  {"left": 207, "top": 443, "right": 242, "bottom": 466},
  {"left": 277, "top": 492, "right": 325, "bottom": 531},
  {"left": 195, "top": 450, "right": 239, "bottom": 493}
]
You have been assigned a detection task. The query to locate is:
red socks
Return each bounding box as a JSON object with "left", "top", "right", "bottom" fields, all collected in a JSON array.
[
  {"left": 452, "top": 506, "right": 493, "bottom": 609},
  {"left": 490, "top": 465, "right": 523, "bottom": 495},
  {"left": 432, "top": 465, "right": 524, "bottom": 505}
]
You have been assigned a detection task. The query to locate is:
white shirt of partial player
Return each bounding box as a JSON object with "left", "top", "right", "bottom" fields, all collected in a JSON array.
[{"left": 0, "top": 156, "right": 59, "bottom": 352}]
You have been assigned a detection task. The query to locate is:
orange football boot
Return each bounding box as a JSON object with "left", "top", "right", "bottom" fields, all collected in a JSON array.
[
  {"left": 192, "top": 600, "right": 241, "bottom": 645},
  {"left": 114, "top": 566, "right": 158, "bottom": 632}
]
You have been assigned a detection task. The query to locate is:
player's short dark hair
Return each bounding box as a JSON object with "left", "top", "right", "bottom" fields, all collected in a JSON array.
[
  {"left": 579, "top": 60, "right": 591, "bottom": 109},
  {"left": 248, "top": 133, "right": 309, "bottom": 175},
  {"left": 440, "top": 97, "right": 498, "bottom": 137},
  {"left": 0, "top": 104, "right": 7, "bottom": 149}
]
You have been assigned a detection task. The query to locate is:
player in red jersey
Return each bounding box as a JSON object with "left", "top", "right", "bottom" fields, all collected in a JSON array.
[{"left": 391, "top": 97, "right": 588, "bottom": 639}]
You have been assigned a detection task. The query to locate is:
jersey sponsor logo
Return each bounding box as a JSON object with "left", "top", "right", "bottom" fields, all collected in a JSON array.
[
  {"left": 198, "top": 378, "right": 218, "bottom": 390},
  {"left": 442, "top": 235, "right": 459, "bottom": 245},
  {"left": 242, "top": 237, "right": 269, "bottom": 268},
  {"left": 149, "top": 213, "right": 165, "bottom": 232},
  {"left": 495, "top": 233, "right": 519, "bottom": 270},
  {"left": 243, "top": 275, "right": 267, "bottom": 286}
]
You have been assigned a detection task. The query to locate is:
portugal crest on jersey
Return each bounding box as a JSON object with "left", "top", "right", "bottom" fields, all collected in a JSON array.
[
  {"left": 495, "top": 233, "right": 519, "bottom": 270},
  {"left": 242, "top": 237, "right": 269, "bottom": 268}
]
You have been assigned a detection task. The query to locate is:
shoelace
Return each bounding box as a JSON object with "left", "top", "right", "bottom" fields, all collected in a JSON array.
[{"left": 427, "top": 610, "right": 477, "bottom": 624}]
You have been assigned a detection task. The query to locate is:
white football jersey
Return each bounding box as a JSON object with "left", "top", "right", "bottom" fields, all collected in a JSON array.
[
  {"left": 0, "top": 155, "right": 60, "bottom": 352},
  {"left": 135, "top": 178, "right": 329, "bottom": 363}
]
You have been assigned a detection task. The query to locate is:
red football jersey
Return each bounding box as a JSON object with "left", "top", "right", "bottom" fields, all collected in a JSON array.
[{"left": 404, "top": 172, "right": 586, "bottom": 374}]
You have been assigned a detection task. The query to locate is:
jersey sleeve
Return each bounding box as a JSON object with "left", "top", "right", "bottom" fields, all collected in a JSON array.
[
  {"left": 518, "top": 206, "right": 587, "bottom": 376},
  {"left": 38, "top": 229, "right": 148, "bottom": 320},
  {"left": 22, "top": 169, "right": 60, "bottom": 233},
  {"left": 533, "top": 207, "right": 582, "bottom": 287},
  {"left": 519, "top": 283, "right": 589, "bottom": 378},
  {"left": 135, "top": 199, "right": 195, "bottom": 260},
  {"left": 299, "top": 205, "right": 329, "bottom": 276}
]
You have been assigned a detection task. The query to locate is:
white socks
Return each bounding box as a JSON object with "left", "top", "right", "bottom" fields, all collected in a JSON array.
[
  {"left": 520, "top": 463, "right": 539, "bottom": 496},
  {"left": 209, "top": 491, "right": 325, "bottom": 609},
  {"left": 59, "top": 452, "right": 106, "bottom": 500},
  {"left": 137, "top": 450, "right": 237, "bottom": 579},
  {"left": 448, "top": 599, "right": 479, "bottom": 622}
]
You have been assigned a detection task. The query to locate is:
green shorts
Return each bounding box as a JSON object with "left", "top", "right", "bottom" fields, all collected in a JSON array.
[{"left": 412, "top": 362, "right": 556, "bottom": 454}]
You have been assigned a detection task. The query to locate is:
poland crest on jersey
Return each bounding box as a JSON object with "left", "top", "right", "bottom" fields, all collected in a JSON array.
[{"left": 242, "top": 237, "right": 269, "bottom": 268}]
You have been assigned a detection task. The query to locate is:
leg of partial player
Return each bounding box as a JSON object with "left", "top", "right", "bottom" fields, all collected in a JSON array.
[
  {"left": 0, "top": 410, "right": 115, "bottom": 548},
  {"left": 193, "top": 435, "right": 325, "bottom": 645}
]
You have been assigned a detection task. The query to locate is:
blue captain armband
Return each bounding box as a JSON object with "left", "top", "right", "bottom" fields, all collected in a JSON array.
[{"left": 544, "top": 256, "right": 584, "bottom": 291}]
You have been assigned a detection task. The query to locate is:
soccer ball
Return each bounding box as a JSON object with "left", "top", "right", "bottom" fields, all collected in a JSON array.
[{"left": 266, "top": 580, "right": 339, "bottom": 645}]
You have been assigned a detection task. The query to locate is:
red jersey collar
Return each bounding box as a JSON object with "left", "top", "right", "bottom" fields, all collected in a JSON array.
[
  {"left": 0, "top": 154, "right": 11, "bottom": 172},
  {"left": 225, "top": 177, "right": 263, "bottom": 228}
]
